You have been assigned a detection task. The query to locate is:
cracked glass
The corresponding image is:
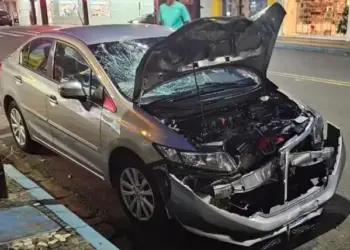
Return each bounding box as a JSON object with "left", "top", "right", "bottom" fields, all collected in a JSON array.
[
  {"left": 89, "top": 38, "right": 259, "bottom": 103},
  {"left": 89, "top": 38, "right": 164, "bottom": 99}
]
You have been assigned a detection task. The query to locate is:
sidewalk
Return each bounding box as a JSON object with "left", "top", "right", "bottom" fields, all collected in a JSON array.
[{"left": 0, "top": 164, "right": 119, "bottom": 250}]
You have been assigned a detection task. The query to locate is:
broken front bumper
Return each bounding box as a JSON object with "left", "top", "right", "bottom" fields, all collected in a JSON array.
[{"left": 165, "top": 122, "right": 346, "bottom": 247}]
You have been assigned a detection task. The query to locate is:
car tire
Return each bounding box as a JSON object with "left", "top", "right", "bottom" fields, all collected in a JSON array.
[
  {"left": 7, "top": 101, "right": 37, "bottom": 153},
  {"left": 113, "top": 156, "right": 169, "bottom": 229}
]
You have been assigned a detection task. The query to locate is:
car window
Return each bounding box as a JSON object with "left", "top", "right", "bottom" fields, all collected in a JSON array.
[
  {"left": 53, "top": 42, "right": 103, "bottom": 103},
  {"left": 20, "top": 38, "right": 53, "bottom": 75}
]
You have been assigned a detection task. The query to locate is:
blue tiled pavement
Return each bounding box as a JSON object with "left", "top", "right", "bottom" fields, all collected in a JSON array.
[{"left": 0, "top": 205, "right": 60, "bottom": 243}]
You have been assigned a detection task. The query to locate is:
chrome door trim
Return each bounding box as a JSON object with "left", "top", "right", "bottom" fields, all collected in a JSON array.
[
  {"left": 32, "top": 135, "right": 105, "bottom": 180},
  {"left": 20, "top": 103, "right": 48, "bottom": 122},
  {"left": 47, "top": 119, "right": 100, "bottom": 152}
]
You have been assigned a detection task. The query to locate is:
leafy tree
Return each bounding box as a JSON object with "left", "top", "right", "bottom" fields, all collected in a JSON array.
[{"left": 337, "top": 3, "right": 348, "bottom": 34}]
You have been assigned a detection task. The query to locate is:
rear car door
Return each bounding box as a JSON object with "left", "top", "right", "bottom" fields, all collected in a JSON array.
[
  {"left": 15, "top": 38, "right": 54, "bottom": 144},
  {"left": 45, "top": 41, "right": 104, "bottom": 176}
]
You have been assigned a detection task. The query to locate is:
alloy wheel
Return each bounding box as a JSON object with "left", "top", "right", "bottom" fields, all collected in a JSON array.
[
  {"left": 10, "top": 108, "right": 26, "bottom": 146},
  {"left": 120, "top": 167, "right": 155, "bottom": 221}
]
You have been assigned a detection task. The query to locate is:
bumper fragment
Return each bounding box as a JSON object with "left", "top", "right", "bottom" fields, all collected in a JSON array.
[{"left": 166, "top": 122, "right": 346, "bottom": 246}]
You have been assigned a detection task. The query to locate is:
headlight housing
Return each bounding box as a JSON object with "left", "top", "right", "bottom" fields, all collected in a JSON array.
[{"left": 155, "top": 145, "right": 238, "bottom": 173}]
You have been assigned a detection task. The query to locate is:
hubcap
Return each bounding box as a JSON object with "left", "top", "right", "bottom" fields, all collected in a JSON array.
[
  {"left": 10, "top": 108, "right": 26, "bottom": 146},
  {"left": 120, "top": 167, "right": 155, "bottom": 221}
]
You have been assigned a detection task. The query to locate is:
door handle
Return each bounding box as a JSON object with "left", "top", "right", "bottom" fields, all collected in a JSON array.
[
  {"left": 14, "top": 76, "right": 22, "bottom": 84},
  {"left": 47, "top": 94, "right": 58, "bottom": 105}
]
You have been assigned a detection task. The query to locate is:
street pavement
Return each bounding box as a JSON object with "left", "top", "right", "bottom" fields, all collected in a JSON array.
[{"left": 0, "top": 26, "right": 350, "bottom": 250}]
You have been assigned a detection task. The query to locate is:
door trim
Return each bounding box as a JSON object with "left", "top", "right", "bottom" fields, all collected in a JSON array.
[
  {"left": 33, "top": 135, "right": 105, "bottom": 180},
  {"left": 21, "top": 103, "right": 47, "bottom": 122},
  {"left": 48, "top": 119, "right": 100, "bottom": 152}
]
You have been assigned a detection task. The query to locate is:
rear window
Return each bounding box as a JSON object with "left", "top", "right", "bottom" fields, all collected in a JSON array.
[{"left": 0, "top": 11, "right": 9, "bottom": 17}]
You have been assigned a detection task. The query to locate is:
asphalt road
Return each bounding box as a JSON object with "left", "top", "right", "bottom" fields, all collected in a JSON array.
[{"left": 1, "top": 26, "right": 350, "bottom": 250}]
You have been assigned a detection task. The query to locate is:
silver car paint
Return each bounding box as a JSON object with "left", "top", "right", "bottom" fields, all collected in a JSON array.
[
  {"left": 0, "top": 31, "right": 184, "bottom": 184},
  {"left": 0, "top": 6, "right": 345, "bottom": 246}
]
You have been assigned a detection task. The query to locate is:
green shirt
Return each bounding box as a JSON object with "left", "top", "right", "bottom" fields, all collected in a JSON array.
[{"left": 158, "top": 1, "right": 191, "bottom": 30}]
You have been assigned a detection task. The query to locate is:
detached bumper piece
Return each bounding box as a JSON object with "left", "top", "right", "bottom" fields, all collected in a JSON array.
[{"left": 166, "top": 122, "right": 346, "bottom": 247}]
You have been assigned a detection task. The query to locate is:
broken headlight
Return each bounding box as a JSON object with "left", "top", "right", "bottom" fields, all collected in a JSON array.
[{"left": 155, "top": 145, "right": 238, "bottom": 172}]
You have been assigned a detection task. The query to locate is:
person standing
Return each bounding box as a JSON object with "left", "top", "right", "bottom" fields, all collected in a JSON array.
[{"left": 158, "top": 0, "right": 191, "bottom": 30}]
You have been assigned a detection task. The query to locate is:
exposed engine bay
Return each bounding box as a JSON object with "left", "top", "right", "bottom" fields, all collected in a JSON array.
[
  {"left": 147, "top": 90, "right": 307, "bottom": 172},
  {"left": 144, "top": 88, "right": 337, "bottom": 218}
]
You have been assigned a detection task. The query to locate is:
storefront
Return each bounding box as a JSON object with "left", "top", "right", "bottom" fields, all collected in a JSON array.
[
  {"left": 14, "top": 0, "right": 350, "bottom": 41},
  {"left": 207, "top": 0, "right": 349, "bottom": 39},
  {"left": 20, "top": 0, "right": 155, "bottom": 26},
  {"left": 282, "top": 0, "right": 348, "bottom": 37},
  {"left": 154, "top": 0, "right": 201, "bottom": 20}
]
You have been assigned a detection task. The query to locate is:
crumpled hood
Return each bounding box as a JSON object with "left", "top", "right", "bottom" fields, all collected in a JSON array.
[{"left": 133, "top": 3, "right": 286, "bottom": 101}]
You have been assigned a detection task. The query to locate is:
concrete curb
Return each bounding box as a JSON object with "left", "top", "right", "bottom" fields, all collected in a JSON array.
[
  {"left": 275, "top": 43, "right": 350, "bottom": 55},
  {"left": 4, "top": 164, "right": 119, "bottom": 250}
]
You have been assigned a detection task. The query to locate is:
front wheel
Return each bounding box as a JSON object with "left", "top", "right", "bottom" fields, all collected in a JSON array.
[
  {"left": 7, "top": 101, "right": 37, "bottom": 152},
  {"left": 114, "top": 158, "right": 168, "bottom": 228}
]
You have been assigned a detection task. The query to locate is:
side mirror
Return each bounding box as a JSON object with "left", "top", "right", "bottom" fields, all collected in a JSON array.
[{"left": 58, "top": 80, "right": 86, "bottom": 101}]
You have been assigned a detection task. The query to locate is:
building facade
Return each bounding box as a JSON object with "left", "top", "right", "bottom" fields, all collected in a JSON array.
[
  {"left": 203, "top": 0, "right": 350, "bottom": 40},
  {"left": 14, "top": 0, "right": 155, "bottom": 26},
  {"left": 8, "top": 0, "right": 350, "bottom": 41}
]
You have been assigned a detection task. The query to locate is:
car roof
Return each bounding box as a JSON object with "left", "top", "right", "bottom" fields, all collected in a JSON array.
[{"left": 48, "top": 24, "right": 173, "bottom": 45}]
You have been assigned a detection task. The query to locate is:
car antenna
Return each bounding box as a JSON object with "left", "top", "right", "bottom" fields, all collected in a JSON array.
[{"left": 192, "top": 62, "right": 208, "bottom": 134}]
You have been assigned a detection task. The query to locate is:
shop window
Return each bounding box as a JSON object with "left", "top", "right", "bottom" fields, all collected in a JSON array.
[
  {"left": 283, "top": 0, "right": 347, "bottom": 36},
  {"left": 222, "top": 0, "right": 267, "bottom": 17}
]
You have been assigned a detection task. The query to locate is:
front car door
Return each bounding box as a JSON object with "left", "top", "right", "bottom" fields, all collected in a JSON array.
[
  {"left": 15, "top": 38, "right": 54, "bottom": 144},
  {"left": 45, "top": 41, "right": 104, "bottom": 176}
]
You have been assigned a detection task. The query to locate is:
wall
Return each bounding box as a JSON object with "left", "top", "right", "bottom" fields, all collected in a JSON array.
[
  {"left": 49, "top": 0, "right": 84, "bottom": 26},
  {"left": 17, "top": 0, "right": 31, "bottom": 25},
  {"left": 200, "top": 0, "right": 211, "bottom": 17},
  {"left": 89, "top": 0, "right": 153, "bottom": 25},
  {"left": 47, "top": 0, "right": 154, "bottom": 25},
  {"left": 211, "top": 0, "right": 222, "bottom": 16},
  {"left": 0, "top": 1, "right": 5, "bottom": 10},
  {"left": 35, "top": 0, "right": 42, "bottom": 24}
]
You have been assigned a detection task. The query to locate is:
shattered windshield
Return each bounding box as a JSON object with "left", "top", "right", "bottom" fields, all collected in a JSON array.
[
  {"left": 89, "top": 37, "right": 164, "bottom": 99},
  {"left": 141, "top": 67, "right": 260, "bottom": 103},
  {"left": 89, "top": 39, "right": 260, "bottom": 102}
]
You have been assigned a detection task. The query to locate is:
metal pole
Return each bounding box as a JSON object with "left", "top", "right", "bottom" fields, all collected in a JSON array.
[
  {"left": 82, "top": 0, "right": 89, "bottom": 25},
  {"left": 238, "top": 0, "right": 243, "bottom": 16},
  {"left": 40, "top": 0, "right": 49, "bottom": 25},
  {"left": 30, "top": 0, "right": 37, "bottom": 25},
  {"left": 0, "top": 161, "right": 8, "bottom": 199}
]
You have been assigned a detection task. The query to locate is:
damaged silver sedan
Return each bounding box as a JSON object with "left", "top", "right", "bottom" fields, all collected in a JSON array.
[
  {"left": 131, "top": 3, "right": 346, "bottom": 247},
  {"left": 0, "top": 2, "right": 345, "bottom": 247}
]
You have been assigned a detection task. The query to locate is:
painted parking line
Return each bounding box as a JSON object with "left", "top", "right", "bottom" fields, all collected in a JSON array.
[
  {"left": 268, "top": 71, "right": 350, "bottom": 87},
  {"left": 0, "top": 31, "right": 22, "bottom": 37},
  {"left": 10, "top": 31, "right": 36, "bottom": 36},
  {"left": 4, "top": 164, "right": 119, "bottom": 250}
]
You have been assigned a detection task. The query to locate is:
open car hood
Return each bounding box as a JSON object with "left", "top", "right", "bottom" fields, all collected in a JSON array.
[{"left": 133, "top": 3, "right": 286, "bottom": 101}]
